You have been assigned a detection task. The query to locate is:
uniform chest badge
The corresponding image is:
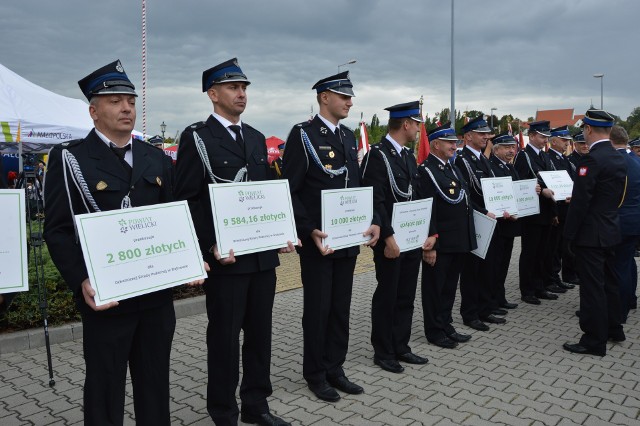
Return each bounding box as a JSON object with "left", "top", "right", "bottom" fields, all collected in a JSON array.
[
  {"left": 328, "top": 151, "right": 335, "bottom": 158},
  {"left": 320, "top": 127, "right": 328, "bottom": 135},
  {"left": 96, "top": 181, "right": 108, "bottom": 191},
  {"left": 438, "top": 164, "right": 444, "bottom": 170},
  {"left": 325, "top": 164, "right": 333, "bottom": 170},
  {"left": 579, "top": 166, "right": 588, "bottom": 176},
  {"left": 156, "top": 177, "right": 162, "bottom": 186},
  {"left": 449, "top": 188, "right": 455, "bottom": 194},
  {"left": 451, "top": 181, "right": 456, "bottom": 187}
]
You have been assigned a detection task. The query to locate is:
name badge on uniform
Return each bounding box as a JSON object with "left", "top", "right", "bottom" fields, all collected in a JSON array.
[{"left": 96, "top": 181, "right": 108, "bottom": 191}]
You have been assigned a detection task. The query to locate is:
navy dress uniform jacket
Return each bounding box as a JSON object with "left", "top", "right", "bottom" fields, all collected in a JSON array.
[
  {"left": 514, "top": 144, "right": 558, "bottom": 224},
  {"left": 174, "top": 115, "right": 279, "bottom": 274},
  {"left": 43, "top": 129, "right": 174, "bottom": 313},
  {"left": 564, "top": 142, "right": 627, "bottom": 247}
]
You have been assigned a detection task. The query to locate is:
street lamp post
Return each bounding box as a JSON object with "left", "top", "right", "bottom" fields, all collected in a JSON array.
[
  {"left": 490, "top": 107, "right": 497, "bottom": 130},
  {"left": 593, "top": 73, "right": 604, "bottom": 109},
  {"left": 160, "top": 121, "right": 167, "bottom": 140},
  {"left": 338, "top": 59, "right": 357, "bottom": 72}
]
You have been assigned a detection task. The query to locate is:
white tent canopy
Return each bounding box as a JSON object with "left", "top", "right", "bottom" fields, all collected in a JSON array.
[{"left": 0, "top": 63, "right": 92, "bottom": 153}]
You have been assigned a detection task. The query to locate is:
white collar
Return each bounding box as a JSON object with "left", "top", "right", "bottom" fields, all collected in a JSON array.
[
  {"left": 466, "top": 145, "right": 483, "bottom": 159},
  {"left": 589, "top": 139, "right": 609, "bottom": 151},
  {"left": 529, "top": 144, "right": 541, "bottom": 155},
  {"left": 549, "top": 148, "right": 564, "bottom": 157},
  {"left": 317, "top": 114, "right": 339, "bottom": 134},
  {"left": 385, "top": 134, "right": 404, "bottom": 155},
  {"left": 212, "top": 112, "right": 243, "bottom": 139},
  {"left": 95, "top": 128, "right": 132, "bottom": 149},
  {"left": 431, "top": 154, "right": 448, "bottom": 166}
]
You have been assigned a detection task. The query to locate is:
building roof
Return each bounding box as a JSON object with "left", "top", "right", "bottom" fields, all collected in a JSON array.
[{"left": 535, "top": 109, "right": 575, "bottom": 128}]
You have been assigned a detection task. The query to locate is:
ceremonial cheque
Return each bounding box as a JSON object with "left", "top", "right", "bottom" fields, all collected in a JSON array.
[{"left": 2, "top": 6, "right": 639, "bottom": 423}]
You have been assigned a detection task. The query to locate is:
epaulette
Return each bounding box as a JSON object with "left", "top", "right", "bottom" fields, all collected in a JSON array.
[
  {"left": 56, "top": 138, "right": 83, "bottom": 149},
  {"left": 189, "top": 121, "right": 207, "bottom": 130},
  {"left": 295, "top": 121, "right": 312, "bottom": 129}
]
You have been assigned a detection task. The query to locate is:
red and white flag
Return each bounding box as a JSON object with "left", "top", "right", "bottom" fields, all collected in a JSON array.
[
  {"left": 417, "top": 121, "right": 430, "bottom": 164},
  {"left": 357, "top": 121, "right": 370, "bottom": 164}
]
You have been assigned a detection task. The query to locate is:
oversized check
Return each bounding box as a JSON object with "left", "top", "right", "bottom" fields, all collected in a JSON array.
[
  {"left": 512, "top": 179, "right": 540, "bottom": 217},
  {"left": 209, "top": 180, "right": 297, "bottom": 258},
  {"left": 481, "top": 176, "right": 518, "bottom": 216},
  {"left": 471, "top": 210, "right": 497, "bottom": 260},
  {"left": 0, "top": 190, "right": 29, "bottom": 292},
  {"left": 321, "top": 187, "right": 373, "bottom": 250},
  {"left": 75, "top": 201, "right": 207, "bottom": 306},
  {"left": 539, "top": 170, "right": 573, "bottom": 201},
  {"left": 391, "top": 198, "right": 433, "bottom": 252}
]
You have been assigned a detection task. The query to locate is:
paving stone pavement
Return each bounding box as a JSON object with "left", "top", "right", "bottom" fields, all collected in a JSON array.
[{"left": 1, "top": 243, "right": 639, "bottom": 425}]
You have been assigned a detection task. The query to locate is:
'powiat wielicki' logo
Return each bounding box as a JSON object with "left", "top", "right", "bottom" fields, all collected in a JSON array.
[
  {"left": 118, "top": 216, "right": 157, "bottom": 234},
  {"left": 238, "top": 189, "right": 265, "bottom": 203}
]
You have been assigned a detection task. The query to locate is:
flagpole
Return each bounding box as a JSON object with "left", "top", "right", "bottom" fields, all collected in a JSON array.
[
  {"left": 18, "top": 120, "right": 23, "bottom": 173},
  {"left": 450, "top": 0, "right": 455, "bottom": 130}
]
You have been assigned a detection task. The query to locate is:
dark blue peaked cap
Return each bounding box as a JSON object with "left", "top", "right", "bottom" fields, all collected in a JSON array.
[
  {"left": 429, "top": 122, "right": 458, "bottom": 141},
  {"left": 492, "top": 132, "right": 517, "bottom": 145},
  {"left": 629, "top": 138, "right": 640, "bottom": 147},
  {"left": 462, "top": 116, "right": 491, "bottom": 134},
  {"left": 528, "top": 120, "right": 552, "bottom": 137},
  {"left": 312, "top": 71, "right": 355, "bottom": 96},
  {"left": 202, "top": 58, "right": 250, "bottom": 92},
  {"left": 78, "top": 60, "right": 137, "bottom": 100},
  {"left": 551, "top": 125, "right": 572, "bottom": 139},
  {"left": 581, "top": 109, "right": 615, "bottom": 127},
  {"left": 573, "top": 132, "right": 585, "bottom": 142},
  {"left": 385, "top": 101, "right": 423, "bottom": 122}
]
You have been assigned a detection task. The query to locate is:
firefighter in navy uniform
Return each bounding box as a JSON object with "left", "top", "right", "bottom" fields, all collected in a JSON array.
[
  {"left": 563, "top": 109, "right": 627, "bottom": 356},
  {"left": 513, "top": 120, "right": 561, "bottom": 305},
  {"left": 455, "top": 116, "right": 508, "bottom": 332},
  {"left": 283, "top": 71, "right": 380, "bottom": 403},
  {"left": 174, "top": 58, "right": 292, "bottom": 426},
  {"left": 547, "top": 126, "right": 578, "bottom": 290},
  {"left": 43, "top": 60, "right": 204, "bottom": 425},
  {"left": 360, "top": 101, "right": 435, "bottom": 374},
  {"left": 568, "top": 132, "right": 589, "bottom": 171},
  {"left": 270, "top": 143, "right": 285, "bottom": 179},
  {"left": 488, "top": 132, "right": 525, "bottom": 311},
  {"left": 417, "top": 123, "right": 476, "bottom": 349}
]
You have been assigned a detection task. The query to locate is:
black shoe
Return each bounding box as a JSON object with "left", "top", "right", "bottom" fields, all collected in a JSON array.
[
  {"left": 608, "top": 333, "right": 626, "bottom": 342},
  {"left": 308, "top": 381, "right": 340, "bottom": 402},
  {"left": 447, "top": 331, "right": 472, "bottom": 343},
  {"left": 563, "top": 342, "right": 605, "bottom": 356},
  {"left": 500, "top": 301, "right": 518, "bottom": 309},
  {"left": 464, "top": 319, "right": 490, "bottom": 331},
  {"left": 429, "top": 336, "right": 458, "bottom": 349},
  {"left": 480, "top": 314, "right": 506, "bottom": 324},
  {"left": 374, "top": 357, "right": 404, "bottom": 373},
  {"left": 327, "top": 376, "right": 364, "bottom": 395},
  {"left": 397, "top": 352, "right": 429, "bottom": 365},
  {"left": 241, "top": 412, "right": 291, "bottom": 426},
  {"left": 491, "top": 308, "right": 508, "bottom": 316},
  {"left": 563, "top": 277, "right": 581, "bottom": 285},
  {"left": 522, "top": 295, "right": 541, "bottom": 305},
  {"left": 546, "top": 284, "right": 567, "bottom": 294},
  {"left": 536, "top": 290, "right": 558, "bottom": 300},
  {"left": 558, "top": 281, "right": 575, "bottom": 290}
]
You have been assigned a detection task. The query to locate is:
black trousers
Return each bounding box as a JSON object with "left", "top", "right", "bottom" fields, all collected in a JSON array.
[
  {"left": 422, "top": 252, "right": 463, "bottom": 342},
  {"left": 205, "top": 270, "right": 276, "bottom": 425},
  {"left": 519, "top": 222, "right": 552, "bottom": 297},
  {"left": 371, "top": 247, "right": 421, "bottom": 360},
  {"left": 613, "top": 235, "right": 639, "bottom": 322},
  {"left": 494, "top": 234, "right": 515, "bottom": 305},
  {"left": 81, "top": 302, "right": 176, "bottom": 426},
  {"left": 575, "top": 246, "right": 623, "bottom": 353},
  {"left": 299, "top": 253, "right": 357, "bottom": 386},
  {"left": 460, "top": 233, "right": 498, "bottom": 321}
]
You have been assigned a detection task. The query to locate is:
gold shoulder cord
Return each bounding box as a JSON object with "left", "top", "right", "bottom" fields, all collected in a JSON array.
[{"left": 618, "top": 176, "right": 628, "bottom": 208}]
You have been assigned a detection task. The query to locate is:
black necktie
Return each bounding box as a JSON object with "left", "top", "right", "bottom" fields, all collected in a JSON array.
[
  {"left": 228, "top": 125, "right": 245, "bottom": 151},
  {"left": 110, "top": 144, "right": 132, "bottom": 178}
]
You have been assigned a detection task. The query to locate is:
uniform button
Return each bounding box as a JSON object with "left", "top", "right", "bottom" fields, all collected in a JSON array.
[{"left": 131, "top": 185, "right": 135, "bottom": 189}]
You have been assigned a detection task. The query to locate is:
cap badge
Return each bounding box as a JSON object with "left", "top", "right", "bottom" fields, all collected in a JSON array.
[{"left": 116, "top": 61, "right": 124, "bottom": 72}]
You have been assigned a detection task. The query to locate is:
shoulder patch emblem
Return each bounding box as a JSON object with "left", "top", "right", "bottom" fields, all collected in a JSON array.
[{"left": 579, "top": 166, "right": 588, "bottom": 176}]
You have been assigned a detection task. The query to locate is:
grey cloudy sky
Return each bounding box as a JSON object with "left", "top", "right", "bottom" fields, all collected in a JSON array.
[{"left": 2, "top": 0, "right": 639, "bottom": 140}]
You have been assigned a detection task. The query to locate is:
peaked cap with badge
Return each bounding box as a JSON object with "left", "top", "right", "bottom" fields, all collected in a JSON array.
[
  {"left": 77, "top": 59, "right": 137, "bottom": 100},
  {"left": 312, "top": 71, "right": 355, "bottom": 97},
  {"left": 201, "top": 57, "right": 251, "bottom": 92}
]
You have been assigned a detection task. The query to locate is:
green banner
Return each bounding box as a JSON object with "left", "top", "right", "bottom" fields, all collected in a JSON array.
[{"left": 1, "top": 121, "right": 14, "bottom": 142}]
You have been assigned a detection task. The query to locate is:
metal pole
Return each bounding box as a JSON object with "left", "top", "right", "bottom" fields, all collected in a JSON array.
[
  {"left": 450, "top": 0, "right": 455, "bottom": 129},
  {"left": 600, "top": 76, "right": 604, "bottom": 109}
]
